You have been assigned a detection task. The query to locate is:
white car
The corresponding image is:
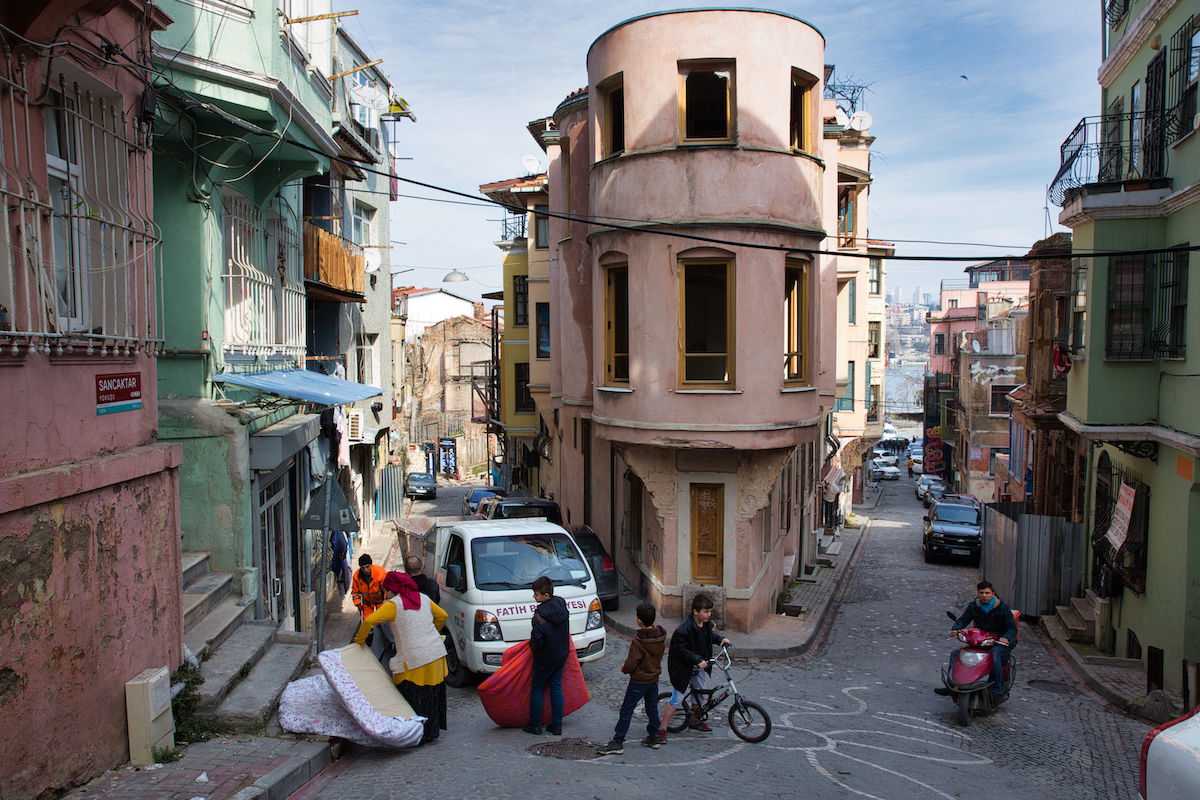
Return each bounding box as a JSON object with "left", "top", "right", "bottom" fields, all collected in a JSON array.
[
  {"left": 910, "top": 455, "right": 924, "bottom": 474},
  {"left": 1141, "top": 705, "right": 1200, "bottom": 798},
  {"left": 870, "top": 462, "right": 901, "bottom": 480},
  {"left": 871, "top": 449, "right": 899, "bottom": 466}
]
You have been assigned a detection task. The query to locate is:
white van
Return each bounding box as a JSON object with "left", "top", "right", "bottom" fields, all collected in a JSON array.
[{"left": 422, "top": 518, "right": 606, "bottom": 686}]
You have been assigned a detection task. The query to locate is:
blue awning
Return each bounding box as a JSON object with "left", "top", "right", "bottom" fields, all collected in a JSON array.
[{"left": 213, "top": 368, "right": 382, "bottom": 406}]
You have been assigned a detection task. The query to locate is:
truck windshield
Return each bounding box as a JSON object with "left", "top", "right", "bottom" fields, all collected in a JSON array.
[
  {"left": 935, "top": 505, "right": 980, "bottom": 525},
  {"left": 470, "top": 533, "right": 590, "bottom": 589}
]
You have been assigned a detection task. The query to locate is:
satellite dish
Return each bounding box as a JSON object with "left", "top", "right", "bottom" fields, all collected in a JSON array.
[
  {"left": 364, "top": 249, "right": 382, "bottom": 273},
  {"left": 834, "top": 108, "right": 850, "bottom": 127},
  {"left": 848, "top": 110, "right": 874, "bottom": 131},
  {"left": 521, "top": 154, "right": 542, "bottom": 174}
]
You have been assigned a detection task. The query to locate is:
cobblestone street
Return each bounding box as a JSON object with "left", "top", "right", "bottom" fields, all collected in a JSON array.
[{"left": 299, "top": 476, "right": 1150, "bottom": 800}]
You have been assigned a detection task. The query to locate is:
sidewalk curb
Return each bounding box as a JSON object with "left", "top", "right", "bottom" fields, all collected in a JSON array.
[
  {"left": 605, "top": 520, "right": 871, "bottom": 660},
  {"left": 254, "top": 741, "right": 331, "bottom": 800}
]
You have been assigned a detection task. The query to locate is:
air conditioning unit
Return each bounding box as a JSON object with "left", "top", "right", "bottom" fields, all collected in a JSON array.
[{"left": 346, "top": 409, "right": 365, "bottom": 442}]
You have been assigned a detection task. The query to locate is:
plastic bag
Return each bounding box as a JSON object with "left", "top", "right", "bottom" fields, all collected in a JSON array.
[{"left": 476, "top": 641, "right": 590, "bottom": 727}]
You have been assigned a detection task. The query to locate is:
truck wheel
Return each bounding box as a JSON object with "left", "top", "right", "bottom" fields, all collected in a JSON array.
[
  {"left": 602, "top": 597, "right": 619, "bottom": 612},
  {"left": 444, "top": 637, "right": 473, "bottom": 688}
]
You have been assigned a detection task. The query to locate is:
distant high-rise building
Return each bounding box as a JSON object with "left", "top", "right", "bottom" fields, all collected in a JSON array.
[
  {"left": 922, "top": 292, "right": 932, "bottom": 306},
  {"left": 912, "top": 286, "right": 921, "bottom": 305}
]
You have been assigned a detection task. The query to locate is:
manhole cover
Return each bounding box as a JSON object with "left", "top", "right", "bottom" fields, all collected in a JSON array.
[
  {"left": 529, "top": 737, "right": 602, "bottom": 760},
  {"left": 1028, "top": 679, "right": 1075, "bottom": 694}
]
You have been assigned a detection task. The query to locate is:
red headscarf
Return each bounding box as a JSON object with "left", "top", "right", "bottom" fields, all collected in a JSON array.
[{"left": 382, "top": 571, "right": 421, "bottom": 611}]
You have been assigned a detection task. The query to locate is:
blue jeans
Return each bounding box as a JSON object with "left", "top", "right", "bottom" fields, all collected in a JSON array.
[
  {"left": 990, "top": 644, "right": 1012, "bottom": 694},
  {"left": 612, "top": 680, "right": 660, "bottom": 742},
  {"left": 530, "top": 664, "right": 564, "bottom": 726}
]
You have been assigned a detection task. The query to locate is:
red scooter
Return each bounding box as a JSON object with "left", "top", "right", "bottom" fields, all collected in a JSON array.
[{"left": 940, "top": 610, "right": 1018, "bottom": 727}]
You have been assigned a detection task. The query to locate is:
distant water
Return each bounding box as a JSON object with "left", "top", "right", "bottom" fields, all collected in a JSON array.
[{"left": 884, "top": 361, "right": 927, "bottom": 416}]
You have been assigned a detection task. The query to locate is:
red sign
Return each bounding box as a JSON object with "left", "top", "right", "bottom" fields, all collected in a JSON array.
[{"left": 96, "top": 372, "right": 143, "bottom": 415}]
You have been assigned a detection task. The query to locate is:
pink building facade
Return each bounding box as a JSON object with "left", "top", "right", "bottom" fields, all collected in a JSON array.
[
  {"left": 529, "top": 9, "right": 846, "bottom": 630},
  {"left": 0, "top": 3, "right": 182, "bottom": 796}
]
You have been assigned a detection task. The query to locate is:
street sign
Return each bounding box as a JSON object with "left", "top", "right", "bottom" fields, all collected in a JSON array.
[{"left": 302, "top": 478, "right": 360, "bottom": 531}]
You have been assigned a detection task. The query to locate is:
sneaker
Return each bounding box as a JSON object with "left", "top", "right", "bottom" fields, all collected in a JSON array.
[
  {"left": 645, "top": 730, "right": 668, "bottom": 747},
  {"left": 522, "top": 723, "right": 543, "bottom": 735},
  {"left": 546, "top": 723, "right": 562, "bottom": 736},
  {"left": 933, "top": 686, "right": 951, "bottom": 696},
  {"left": 689, "top": 721, "right": 713, "bottom": 733},
  {"left": 596, "top": 739, "right": 624, "bottom": 755}
]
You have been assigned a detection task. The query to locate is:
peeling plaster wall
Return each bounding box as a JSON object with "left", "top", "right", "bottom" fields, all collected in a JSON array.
[
  {"left": 0, "top": 470, "right": 182, "bottom": 798},
  {"left": 159, "top": 398, "right": 253, "bottom": 576}
]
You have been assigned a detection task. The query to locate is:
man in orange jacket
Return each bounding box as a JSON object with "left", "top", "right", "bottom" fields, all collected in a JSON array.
[{"left": 351, "top": 554, "right": 387, "bottom": 619}]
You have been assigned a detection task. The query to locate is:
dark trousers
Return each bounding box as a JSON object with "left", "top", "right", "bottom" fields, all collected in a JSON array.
[
  {"left": 990, "top": 644, "right": 1012, "bottom": 694},
  {"left": 530, "top": 663, "right": 565, "bottom": 726},
  {"left": 612, "top": 680, "right": 660, "bottom": 741}
]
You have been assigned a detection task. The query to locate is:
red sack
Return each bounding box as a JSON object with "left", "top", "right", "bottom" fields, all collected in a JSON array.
[{"left": 477, "top": 641, "right": 590, "bottom": 727}]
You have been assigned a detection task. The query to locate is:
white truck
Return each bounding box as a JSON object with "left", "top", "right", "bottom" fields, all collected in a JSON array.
[{"left": 422, "top": 518, "right": 606, "bottom": 686}]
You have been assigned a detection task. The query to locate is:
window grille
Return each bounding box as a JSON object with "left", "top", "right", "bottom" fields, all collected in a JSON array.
[
  {"left": 221, "top": 189, "right": 305, "bottom": 359},
  {"left": 1091, "top": 459, "right": 1149, "bottom": 595},
  {"left": 1070, "top": 258, "right": 1088, "bottom": 352},
  {"left": 1, "top": 68, "right": 162, "bottom": 352},
  {"left": 1105, "top": 256, "right": 1153, "bottom": 359},
  {"left": 1151, "top": 247, "right": 1188, "bottom": 358},
  {"left": 1167, "top": 16, "right": 1200, "bottom": 142}
]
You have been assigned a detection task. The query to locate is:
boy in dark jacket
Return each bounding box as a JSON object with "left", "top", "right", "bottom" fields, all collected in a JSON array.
[
  {"left": 525, "top": 576, "right": 571, "bottom": 735},
  {"left": 660, "top": 592, "right": 729, "bottom": 734},
  {"left": 596, "top": 603, "right": 668, "bottom": 754}
]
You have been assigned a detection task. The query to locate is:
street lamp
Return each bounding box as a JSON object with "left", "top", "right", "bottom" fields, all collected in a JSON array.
[{"left": 442, "top": 269, "right": 469, "bottom": 282}]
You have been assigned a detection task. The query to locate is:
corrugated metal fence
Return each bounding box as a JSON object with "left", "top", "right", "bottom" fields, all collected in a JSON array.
[
  {"left": 376, "top": 465, "right": 407, "bottom": 521},
  {"left": 983, "top": 502, "right": 1085, "bottom": 616}
]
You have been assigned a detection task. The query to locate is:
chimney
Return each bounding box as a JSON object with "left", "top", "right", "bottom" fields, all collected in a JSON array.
[{"left": 473, "top": 301, "right": 486, "bottom": 321}]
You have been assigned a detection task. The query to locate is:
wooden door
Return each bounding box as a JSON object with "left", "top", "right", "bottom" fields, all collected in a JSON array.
[{"left": 690, "top": 483, "right": 724, "bottom": 583}]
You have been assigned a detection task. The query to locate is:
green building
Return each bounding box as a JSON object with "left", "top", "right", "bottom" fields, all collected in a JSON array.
[
  {"left": 151, "top": 1, "right": 367, "bottom": 637},
  {"left": 1050, "top": 0, "right": 1200, "bottom": 705}
]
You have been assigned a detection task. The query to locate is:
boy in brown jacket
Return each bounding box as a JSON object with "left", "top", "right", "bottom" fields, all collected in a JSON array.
[{"left": 596, "top": 603, "right": 668, "bottom": 754}]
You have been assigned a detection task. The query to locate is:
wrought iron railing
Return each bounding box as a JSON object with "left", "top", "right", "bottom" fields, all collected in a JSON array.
[
  {"left": 1105, "top": 0, "right": 1129, "bottom": 25},
  {"left": 500, "top": 213, "right": 526, "bottom": 241},
  {"left": 1049, "top": 111, "right": 1169, "bottom": 206}
]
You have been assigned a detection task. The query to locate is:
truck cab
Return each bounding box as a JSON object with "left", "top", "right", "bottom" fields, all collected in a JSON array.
[{"left": 423, "top": 518, "right": 606, "bottom": 686}]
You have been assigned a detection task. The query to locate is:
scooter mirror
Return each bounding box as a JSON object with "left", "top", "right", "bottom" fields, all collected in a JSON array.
[{"left": 946, "top": 610, "right": 958, "bottom": 621}]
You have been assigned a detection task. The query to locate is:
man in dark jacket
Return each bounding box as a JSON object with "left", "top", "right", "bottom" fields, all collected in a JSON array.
[
  {"left": 525, "top": 576, "right": 570, "bottom": 735},
  {"left": 660, "top": 592, "right": 729, "bottom": 734},
  {"left": 405, "top": 555, "right": 440, "bottom": 604},
  {"left": 937, "top": 580, "right": 1017, "bottom": 696}
]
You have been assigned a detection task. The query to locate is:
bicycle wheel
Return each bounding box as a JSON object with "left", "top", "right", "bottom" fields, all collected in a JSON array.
[
  {"left": 728, "top": 699, "right": 771, "bottom": 743},
  {"left": 657, "top": 691, "right": 691, "bottom": 734}
]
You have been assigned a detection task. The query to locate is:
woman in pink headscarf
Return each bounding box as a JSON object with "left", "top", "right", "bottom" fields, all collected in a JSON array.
[{"left": 354, "top": 570, "right": 448, "bottom": 742}]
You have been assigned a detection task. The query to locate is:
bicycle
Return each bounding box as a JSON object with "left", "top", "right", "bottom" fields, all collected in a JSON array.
[{"left": 656, "top": 645, "right": 772, "bottom": 742}]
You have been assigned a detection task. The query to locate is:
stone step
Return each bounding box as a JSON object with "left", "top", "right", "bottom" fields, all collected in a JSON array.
[
  {"left": 183, "top": 595, "right": 251, "bottom": 659},
  {"left": 823, "top": 540, "right": 843, "bottom": 557},
  {"left": 195, "top": 622, "right": 278, "bottom": 713},
  {"left": 1056, "top": 604, "right": 1092, "bottom": 644},
  {"left": 208, "top": 641, "right": 311, "bottom": 732},
  {"left": 1070, "top": 595, "right": 1097, "bottom": 623},
  {"left": 181, "top": 551, "right": 211, "bottom": 587},
  {"left": 818, "top": 534, "right": 833, "bottom": 551},
  {"left": 1040, "top": 612, "right": 1069, "bottom": 644},
  {"left": 183, "top": 571, "right": 234, "bottom": 630}
]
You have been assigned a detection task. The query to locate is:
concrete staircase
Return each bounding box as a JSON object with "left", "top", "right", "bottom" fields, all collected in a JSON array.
[
  {"left": 1050, "top": 590, "right": 1104, "bottom": 646},
  {"left": 181, "top": 551, "right": 311, "bottom": 732}
]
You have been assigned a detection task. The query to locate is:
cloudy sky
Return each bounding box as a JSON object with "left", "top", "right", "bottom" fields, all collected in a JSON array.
[{"left": 346, "top": 0, "right": 1100, "bottom": 302}]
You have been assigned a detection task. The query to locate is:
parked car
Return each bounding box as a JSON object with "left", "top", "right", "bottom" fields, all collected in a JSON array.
[
  {"left": 923, "top": 480, "right": 947, "bottom": 506},
  {"left": 870, "top": 461, "right": 901, "bottom": 480},
  {"left": 462, "top": 486, "right": 507, "bottom": 516},
  {"left": 915, "top": 474, "right": 940, "bottom": 500},
  {"left": 909, "top": 455, "right": 924, "bottom": 474},
  {"left": 404, "top": 472, "right": 437, "bottom": 499},
  {"left": 1140, "top": 704, "right": 1200, "bottom": 799},
  {"left": 569, "top": 525, "right": 619, "bottom": 611},
  {"left": 483, "top": 497, "right": 564, "bottom": 525},
  {"left": 922, "top": 495, "right": 983, "bottom": 564},
  {"left": 871, "top": 449, "right": 899, "bottom": 466}
]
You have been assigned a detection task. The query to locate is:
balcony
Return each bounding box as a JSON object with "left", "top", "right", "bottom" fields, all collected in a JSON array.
[
  {"left": 499, "top": 212, "right": 526, "bottom": 241},
  {"left": 303, "top": 222, "right": 364, "bottom": 301},
  {"left": 1049, "top": 111, "right": 1171, "bottom": 207}
]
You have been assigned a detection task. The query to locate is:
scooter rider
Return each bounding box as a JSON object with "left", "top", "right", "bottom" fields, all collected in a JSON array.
[{"left": 935, "top": 580, "right": 1016, "bottom": 697}]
